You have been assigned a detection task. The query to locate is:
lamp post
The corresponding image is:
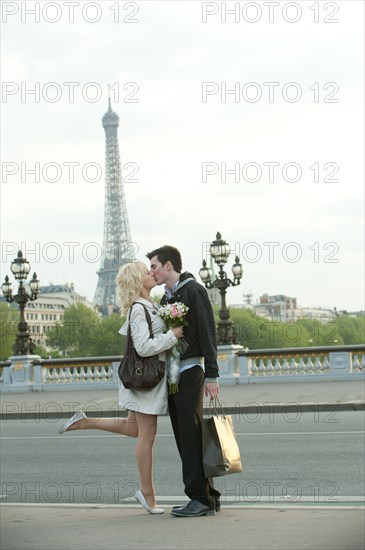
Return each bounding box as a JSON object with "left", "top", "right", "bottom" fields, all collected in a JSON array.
[
  {"left": 199, "top": 232, "right": 243, "bottom": 345},
  {"left": 1, "top": 250, "right": 40, "bottom": 355}
]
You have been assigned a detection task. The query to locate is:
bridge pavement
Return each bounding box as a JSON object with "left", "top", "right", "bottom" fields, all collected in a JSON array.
[
  {"left": 1, "top": 380, "right": 364, "bottom": 550},
  {"left": 0, "top": 503, "right": 364, "bottom": 550}
]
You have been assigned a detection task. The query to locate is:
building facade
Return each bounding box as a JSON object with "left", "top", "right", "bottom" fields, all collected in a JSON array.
[
  {"left": 24, "top": 283, "right": 93, "bottom": 348},
  {"left": 253, "top": 293, "right": 300, "bottom": 321},
  {"left": 231, "top": 293, "right": 339, "bottom": 323}
]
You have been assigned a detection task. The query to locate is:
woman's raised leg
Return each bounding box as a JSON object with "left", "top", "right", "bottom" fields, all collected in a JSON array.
[{"left": 61, "top": 411, "right": 138, "bottom": 437}]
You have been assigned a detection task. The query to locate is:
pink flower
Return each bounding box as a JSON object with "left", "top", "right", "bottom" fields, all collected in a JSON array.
[{"left": 158, "top": 302, "right": 189, "bottom": 328}]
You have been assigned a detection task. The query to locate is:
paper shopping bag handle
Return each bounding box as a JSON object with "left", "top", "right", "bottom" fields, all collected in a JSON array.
[{"left": 208, "top": 396, "right": 226, "bottom": 420}]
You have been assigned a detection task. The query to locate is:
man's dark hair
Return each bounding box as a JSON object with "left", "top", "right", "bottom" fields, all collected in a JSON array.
[{"left": 146, "top": 245, "right": 182, "bottom": 273}]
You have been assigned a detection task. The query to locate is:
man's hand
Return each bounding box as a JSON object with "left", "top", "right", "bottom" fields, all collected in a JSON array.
[{"left": 205, "top": 381, "right": 219, "bottom": 400}]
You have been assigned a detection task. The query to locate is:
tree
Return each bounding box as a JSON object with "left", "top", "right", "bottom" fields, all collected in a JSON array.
[
  {"left": 94, "top": 313, "right": 126, "bottom": 357},
  {"left": 229, "top": 309, "right": 312, "bottom": 349},
  {"left": 46, "top": 304, "right": 126, "bottom": 358},
  {"left": 333, "top": 315, "right": 365, "bottom": 345},
  {"left": 0, "top": 303, "right": 18, "bottom": 360},
  {"left": 295, "top": 319, "right": 343, "bottom": 346},
  {"left": 33, "top": 343, "right": 50, "bottom": 358},
  {"left": 46, "top": 303, "right": 102, "bottom": 357},
  {"left": 218, "top": 307, "right": 364, "bottom": 350}
]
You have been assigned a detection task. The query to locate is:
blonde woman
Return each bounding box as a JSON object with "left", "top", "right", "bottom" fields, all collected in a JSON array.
[{"left": 58, "top": 261, "right": 183, "bottom": 514}]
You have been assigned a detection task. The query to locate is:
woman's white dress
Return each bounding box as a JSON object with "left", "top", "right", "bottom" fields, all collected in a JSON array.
[{"left": 118, "top": 298, "right": 177, "bottom": 415}]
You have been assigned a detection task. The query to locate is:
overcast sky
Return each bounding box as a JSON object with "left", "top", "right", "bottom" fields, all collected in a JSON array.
[{"left": 1, "top": 0, "right": 364, "bottom": 311}]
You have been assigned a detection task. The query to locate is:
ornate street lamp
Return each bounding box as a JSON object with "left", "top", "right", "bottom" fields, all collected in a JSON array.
[
  {"left": 199, "top": 232, "right": 243, "bottom": 345},
  {"left": 1, "top": 251, "right": 40, "bottom": 355}
]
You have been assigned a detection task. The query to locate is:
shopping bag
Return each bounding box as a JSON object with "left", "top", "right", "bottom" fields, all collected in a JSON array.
[{"left": 202, "top": 399, "right": 243, "bottom": 477}]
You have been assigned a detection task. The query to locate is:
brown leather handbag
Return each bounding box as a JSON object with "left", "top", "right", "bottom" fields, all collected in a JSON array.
[{"left": 118, "top": 303, "right": 165, "bottom": 390}]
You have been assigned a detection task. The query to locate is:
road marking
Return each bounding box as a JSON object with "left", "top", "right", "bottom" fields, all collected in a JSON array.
[
  {"left": 121, "top": 496, "right": 365, "bottom": 503},
  {"left": 118, "top": 497, "right": 365, "bottom": 508},
  {"left": 236, "top": 431, "right": 365, "bottom": 436},
  {"left": 0, "top": 501, "right": 363, "bottom": 510},
  {"left": 0, "top": 435, "right": 123, "bottom": 440},
  {"left": 1, "top": 431, "right": 364, "bottom": 440}
]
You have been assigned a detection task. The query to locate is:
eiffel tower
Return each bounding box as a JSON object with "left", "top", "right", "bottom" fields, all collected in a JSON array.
[{"left": 93, "top": 99, "right": 134, "bottom": 315}]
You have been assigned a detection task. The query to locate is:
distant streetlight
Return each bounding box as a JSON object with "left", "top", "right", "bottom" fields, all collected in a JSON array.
[
  {"left": 199, "top": 232, "right": 243, "bottom": 345},
  {"left": 2, "top": 251, "right": 40, "bottom": 355}
]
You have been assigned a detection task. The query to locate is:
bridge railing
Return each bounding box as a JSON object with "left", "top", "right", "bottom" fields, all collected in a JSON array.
[
  {"left": 236, "top": 344, "right": 365, "bottom": 384},
  {"left": 0, "top": 345, "right": 364, "bottom": 392},
  {"left": 0, "top": 356, "right": 121, "bottom": 393}
]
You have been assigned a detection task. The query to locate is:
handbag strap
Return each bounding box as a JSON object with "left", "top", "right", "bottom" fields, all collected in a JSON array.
[{"left": 129, "top": 302, "right": 155, "bottom": 340}]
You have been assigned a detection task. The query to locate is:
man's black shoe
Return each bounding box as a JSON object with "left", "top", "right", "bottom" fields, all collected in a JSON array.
[
  {"left": 170, "top": 499, "right": 215, "bottom": 517},
  {"left": 172, "top": 499, "right": 221, "bottom": 512}
]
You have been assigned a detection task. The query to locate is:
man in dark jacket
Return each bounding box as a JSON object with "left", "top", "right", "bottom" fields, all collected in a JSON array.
[{"left": 147, "top": 245, "right": 220, "bottom": 517}]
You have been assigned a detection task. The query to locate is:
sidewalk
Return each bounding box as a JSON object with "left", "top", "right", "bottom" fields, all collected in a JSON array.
[
  {"left": 1, "top": 503, "right": 364, "bottom": 550},
  {"left": 1, "top": 379, "right": 364, "bottom": 419}
]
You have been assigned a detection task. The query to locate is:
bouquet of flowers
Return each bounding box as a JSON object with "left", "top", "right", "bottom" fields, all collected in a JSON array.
[{"left": 158, "top": 302, "right": 189, "bottom": 394}]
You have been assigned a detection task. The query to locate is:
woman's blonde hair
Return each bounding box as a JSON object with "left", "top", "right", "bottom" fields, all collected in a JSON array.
[{"left": 116, "top": 261, "right": 147, "bottom": 314}]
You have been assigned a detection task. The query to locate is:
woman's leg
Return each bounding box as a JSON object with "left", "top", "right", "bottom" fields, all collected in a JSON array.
[
  {"left": 65, "top": 412, "right": 138, "bottom": 437},
  {"left": 135, "top": 412, "right": 158, "bottom": 508}
]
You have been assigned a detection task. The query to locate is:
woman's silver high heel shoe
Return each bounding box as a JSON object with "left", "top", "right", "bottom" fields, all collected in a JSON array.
[
  {"left": 58, "top": 410, "right": 86, "bottom": 434},
  {"left": 135, "top": 490, "right": 165, "bottom": 514}
]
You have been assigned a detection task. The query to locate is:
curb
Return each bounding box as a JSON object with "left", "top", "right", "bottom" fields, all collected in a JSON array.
[{"left": 1, "top": 401, "right": 364, "bottom": 420}]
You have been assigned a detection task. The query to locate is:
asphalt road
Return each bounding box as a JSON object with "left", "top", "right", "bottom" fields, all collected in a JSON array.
[{"left": 1, "top": 411, "right": 364, "bottom": 506}]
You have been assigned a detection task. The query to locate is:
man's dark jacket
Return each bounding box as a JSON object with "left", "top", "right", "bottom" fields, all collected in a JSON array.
[{"left": 161, "top": 271, "right": 219, "bottom": 379}]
